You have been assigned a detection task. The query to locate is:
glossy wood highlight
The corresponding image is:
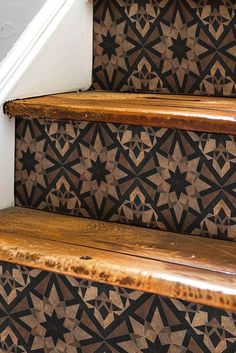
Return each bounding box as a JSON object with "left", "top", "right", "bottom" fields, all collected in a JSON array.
[
  {"left": 1, "top": 207, "right": 236, "bottom": 311},
  {"left": 4, "top": 92, "right": 236, "bottom": 135}
]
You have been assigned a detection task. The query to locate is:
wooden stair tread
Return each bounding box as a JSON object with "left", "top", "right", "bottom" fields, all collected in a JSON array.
[
  {"left": 1, "top": 207, "right": 236, "bottom": 311},
  {"left": 4, "top": 91, "right": 236, "bottom": 135}
]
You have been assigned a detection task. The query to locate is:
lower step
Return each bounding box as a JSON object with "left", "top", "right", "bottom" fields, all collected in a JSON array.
[{"left": 0, "top": 207, "right": 236, "bottom": 311}]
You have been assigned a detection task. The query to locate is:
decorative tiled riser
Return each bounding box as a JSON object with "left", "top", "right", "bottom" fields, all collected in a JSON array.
[
  {"left": 0, "top": 261, "right": 236, "bottom": 353},
  {"left": 16, "top": 118, "right": 236, "bottom": 241},
  {"left": 93, "top": 0, "right": 236, "bottom": 96}
]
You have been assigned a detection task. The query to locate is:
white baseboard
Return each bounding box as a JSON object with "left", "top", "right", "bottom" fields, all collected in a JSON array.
[{"left": 0, "top": 0, "right": 93, "bottom": 209}]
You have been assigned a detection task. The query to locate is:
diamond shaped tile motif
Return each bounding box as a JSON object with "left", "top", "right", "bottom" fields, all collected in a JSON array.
[
  {"left": 0, "top": 262, "right": 236, "bottom": 352},
  {"left": 15, "top": 118, "right": 236, "bottom": 241},
  {"left": 93, "top": 0, "right": 236, "bottom": 96}
]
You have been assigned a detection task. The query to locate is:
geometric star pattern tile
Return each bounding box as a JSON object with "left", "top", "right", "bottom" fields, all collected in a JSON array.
[
  {"left": 93, "top": 0, "right": 236, "bottom": 96},
  {"left": 15, "top": 118, "right": 236, "bottom": 241},
  {"left": 0, "top": 262, "right": 236, "bottom": 353}
]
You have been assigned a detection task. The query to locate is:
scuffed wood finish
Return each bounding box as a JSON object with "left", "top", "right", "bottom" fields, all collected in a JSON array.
[
  {"left": 1, "top": 207, "right": 236, "bottom": 311},
  {"left": 2, "top": 207, "right": 236, "bottom": 275},
  {"left": 4, "top": 91, "right": 236, "bottom": 135}
]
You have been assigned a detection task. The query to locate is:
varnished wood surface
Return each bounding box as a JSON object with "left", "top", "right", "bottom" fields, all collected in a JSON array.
[
  {"left": 1, "top": 207, "right": 236, "bottom": 311},
  {"left": 4, "top": 91, "right": 236, "bottom": 135}
]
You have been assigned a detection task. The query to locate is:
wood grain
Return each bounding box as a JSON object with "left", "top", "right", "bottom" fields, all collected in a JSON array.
[
  {"left": 4, "top": 91, "right": 236, "bottom": 135},
  {"left": 1, "top": 207, "right": 236, "bottom": 311}
]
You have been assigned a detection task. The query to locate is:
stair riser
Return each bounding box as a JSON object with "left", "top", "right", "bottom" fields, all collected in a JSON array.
[
  {"left": 15, "top": 117, "right": 236, "bottom": 241},
  {"left": 93, "top": 0, "right": 236, "bottom": 97}
]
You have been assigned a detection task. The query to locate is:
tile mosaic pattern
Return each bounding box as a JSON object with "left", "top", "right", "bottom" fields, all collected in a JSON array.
[
  {"left": 15, "top": 118, "right": 236, "bottom": 241},
  {"left": 1, "top": 261, "right": 236, "bottom": 353},
  {"left": 93, "top": 0, "right": 236, "bottom": 96}
]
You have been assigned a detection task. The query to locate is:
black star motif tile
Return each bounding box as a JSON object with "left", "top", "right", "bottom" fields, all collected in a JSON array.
[
  {"left": 93, "top": 0, "right": 236, "bottom": 96},
  {"left": 0, "top": 261, "right": 236, "bottom": 352},
  {"left": 15, "top": 118, "right": 236, "bottom": 241}
]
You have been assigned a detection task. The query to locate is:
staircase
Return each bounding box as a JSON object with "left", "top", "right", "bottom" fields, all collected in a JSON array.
[
  {"left": 1, "top": 91, "right": 236, "bottom": 352},
  {"left": 1, "top": 0, "right": 236, "bottom": 351}
]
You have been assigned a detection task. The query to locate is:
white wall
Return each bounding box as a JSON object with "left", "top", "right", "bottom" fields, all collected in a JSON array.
[
  {"left": 0, "top": 0, "right": 46, "bottom": 62},
  {"left": 0, "top": 0, "right": 93, "bottom": 210},
  {"left": 0, "top": 0, "right": 46, "bottom": 209}
]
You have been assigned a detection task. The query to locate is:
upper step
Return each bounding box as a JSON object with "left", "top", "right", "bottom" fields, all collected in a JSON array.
[
  {"left": 1, "top": 207, "right": 236, "bottom": 312},
  {"left": 4, "top": 92, "right": 236, "bottom": 135}
]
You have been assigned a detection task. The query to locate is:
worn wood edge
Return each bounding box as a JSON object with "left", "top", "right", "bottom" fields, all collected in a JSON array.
[
  {"left": 6, "top": 108, "right": 236, "bottom": 135},
  {"left": 1, "top": 233, "right": 236, "bottom": 311},
  {"left": 4, "top": 93, "right": 236, "bottom": 135},
  {"left": 0, "top": 209, "right": 236, "bottom": 310},
  {"left": 2, "top": 207, "right": 236, "bottom": 276}
]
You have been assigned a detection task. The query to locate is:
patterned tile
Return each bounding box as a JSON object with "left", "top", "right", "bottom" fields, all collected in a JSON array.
[
  {"left": 15, "top": 118, "right": 236, "bottom": 241},
  {"left": 0, "top": 262, "right": 236, "bottom": 353},
  {"left": 93, "top": 0, "right": 236, "bottom": 96}
]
